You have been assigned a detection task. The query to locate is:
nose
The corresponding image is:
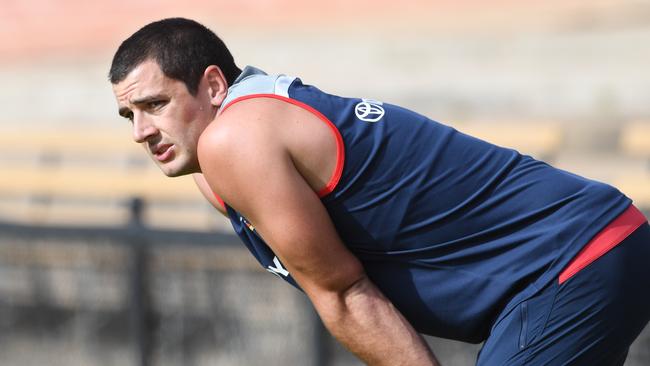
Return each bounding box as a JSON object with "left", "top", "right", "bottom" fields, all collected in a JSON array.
[{"left": 132, "top": 113, "right": 158, "bottom": 143}]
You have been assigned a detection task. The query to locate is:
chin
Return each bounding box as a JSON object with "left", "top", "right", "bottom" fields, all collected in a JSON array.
[
  {"left": 159, "top": 161, "right": 197, "bottom": 177},
  {"left": 163, "top": 170, "right": 184, "bottom": 178},
  {"left": 161, "top": 167, "right": 190, "bottom": 177}
]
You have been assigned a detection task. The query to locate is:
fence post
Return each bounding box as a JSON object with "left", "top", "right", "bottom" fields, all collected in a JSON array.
[
  {"left": 312, "top": 307, "right": 330, "bottom": 366},
  {"left": 127, "top": 198, "right": 154, "bottom": 366}
]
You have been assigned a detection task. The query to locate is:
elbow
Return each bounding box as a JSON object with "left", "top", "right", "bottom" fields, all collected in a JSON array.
[
  {"left": 298, "top": 252, "right": 366, "bottom": 297},
  {"left": 310, "top": 272, "right": 377, "bottom": 324},
  {"left": 339, "top": 273, "right": 372, "bottom": 300}
]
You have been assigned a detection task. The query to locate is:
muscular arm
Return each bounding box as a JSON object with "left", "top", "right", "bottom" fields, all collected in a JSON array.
[
  {"left": 317, "top": 275, "right": 440, "bottom": 366},
  {"left": 198, "top": 99, "right": 440, "bottom": 366}
]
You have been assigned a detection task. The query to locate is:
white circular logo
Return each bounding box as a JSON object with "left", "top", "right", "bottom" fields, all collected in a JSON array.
[{"left": 355, "top": 99, "right": 385, "bottom": 123}]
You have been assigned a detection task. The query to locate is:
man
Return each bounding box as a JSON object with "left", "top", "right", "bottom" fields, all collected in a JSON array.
[{"left": 110, "top": 18, "right": 650, "bottom": 365}]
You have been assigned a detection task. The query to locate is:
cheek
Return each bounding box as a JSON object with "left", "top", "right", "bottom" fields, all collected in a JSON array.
[
  {"left": 176, "top": 104, "right": 211, "bottom": 145},
  {"left": 179, "top": 102, "right": 210, "bottom": 126},
  {"left": 183, "top": 103, "right": 199, "bottom": 120}
]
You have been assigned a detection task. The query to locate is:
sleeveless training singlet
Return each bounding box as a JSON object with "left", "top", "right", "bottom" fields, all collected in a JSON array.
[{"left": 216, "top": 66, "right": 632, "bottom": 343}]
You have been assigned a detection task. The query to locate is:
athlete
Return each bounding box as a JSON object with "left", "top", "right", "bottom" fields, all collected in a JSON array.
[{"left": 109, "top": 18, "right": 650, "bottom": 365}]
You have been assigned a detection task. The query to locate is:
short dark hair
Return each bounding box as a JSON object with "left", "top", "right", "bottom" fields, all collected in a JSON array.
[{"left": 109, "top": 18, "right": 241, "bottom": 95}]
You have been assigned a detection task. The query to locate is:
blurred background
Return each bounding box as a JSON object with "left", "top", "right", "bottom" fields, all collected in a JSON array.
[{"left": 0, "top": 0, "right": 649, "bottom": 365}]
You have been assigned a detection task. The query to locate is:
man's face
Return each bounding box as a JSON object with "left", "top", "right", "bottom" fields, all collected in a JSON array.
[{"left": 112, "top": 60, "right": 215, "bottom": 177}]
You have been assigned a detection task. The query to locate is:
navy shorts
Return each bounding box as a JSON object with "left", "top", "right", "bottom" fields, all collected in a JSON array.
[{"left": 477, "top": 213, "right": 650, "bottom": 365}]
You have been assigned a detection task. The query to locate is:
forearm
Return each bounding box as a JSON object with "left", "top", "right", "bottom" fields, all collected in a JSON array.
[{"left": 311, "top": 275, "right": 441, "bottom": 366}]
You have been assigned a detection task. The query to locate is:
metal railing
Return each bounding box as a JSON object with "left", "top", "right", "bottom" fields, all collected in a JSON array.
[{"left": 0, "top": 198, "right": 330, "bottom": 366}]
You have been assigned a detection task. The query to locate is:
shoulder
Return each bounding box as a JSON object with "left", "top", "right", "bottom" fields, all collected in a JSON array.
[
  {"left": 198, "top": 94, "right": 330, "bottom": 160},
  {"left": 197, "top": 94, "right": 338, "bottom": 205},
  {"left": 197, "top": 99, "right": 288, "bottom": 181},
  {"left": 196, "top": 98, "right": 295, "bottom": 202},
  {"left": 199, "top": 97, "right": 293, "bottom": 150}
]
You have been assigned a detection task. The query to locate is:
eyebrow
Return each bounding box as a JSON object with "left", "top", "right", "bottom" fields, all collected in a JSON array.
[
  {"left": 117, "top": 94, "right": 165, "bottom": 118},
  {"left": 131, "top": 95, "right": 164, "bottom": 105}
]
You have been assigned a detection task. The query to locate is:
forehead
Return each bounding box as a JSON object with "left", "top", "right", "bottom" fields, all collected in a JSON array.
[{"left": 112, "top": 60, "right": 178, "bottom": 102}]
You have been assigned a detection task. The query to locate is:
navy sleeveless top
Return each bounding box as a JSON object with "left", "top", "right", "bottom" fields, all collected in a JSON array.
[{"left": 217, "top": 66, "right": 631, "bottom": 342}]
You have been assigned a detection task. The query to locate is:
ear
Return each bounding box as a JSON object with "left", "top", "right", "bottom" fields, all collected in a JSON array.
[{"left": 203, "top": 65, "right": 229, "bottom": 108}]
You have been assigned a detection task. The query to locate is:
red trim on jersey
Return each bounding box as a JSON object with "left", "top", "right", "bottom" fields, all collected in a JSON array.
[
  {"left": 220, "top": 94, "right": 345, "bottom": 198},
  {"left": 558, "top": 204, "right": 647, "bottom": 284},
  {"left": 213, "top": 192, "right": 226, "bottom": 211}
]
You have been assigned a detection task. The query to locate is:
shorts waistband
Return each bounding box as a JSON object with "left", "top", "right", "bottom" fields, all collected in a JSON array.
[{"left": 559, "top": 204, "right": 648, "bottom": 284}]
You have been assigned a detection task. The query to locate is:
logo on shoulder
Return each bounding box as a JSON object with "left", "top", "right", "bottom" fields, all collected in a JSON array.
[
  {"left": 239, "top": 216, "right": 256, "bottom": 232},
  {"left": 355, "top": 98, "right": 385, "bottom": 123}
]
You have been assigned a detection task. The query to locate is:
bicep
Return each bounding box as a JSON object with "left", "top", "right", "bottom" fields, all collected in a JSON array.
[
  {"left": 198, "top": 118, "right": 364, "bottom": 297},
  {"left": 249, "top": 150, "right": 363, "bottom": 294}
]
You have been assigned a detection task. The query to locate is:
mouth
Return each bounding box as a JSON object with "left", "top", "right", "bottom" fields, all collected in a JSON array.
[{"left": 151, "top": 144, "right": 175, "bottom": 162}]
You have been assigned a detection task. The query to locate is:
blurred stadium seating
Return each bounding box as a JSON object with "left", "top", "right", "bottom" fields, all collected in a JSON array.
[
  {"left": 0, "top": 128, "right": 224, "bottom": 230},
  {"left": 620, "top": 120, "right": 650, "bottom": 158}
]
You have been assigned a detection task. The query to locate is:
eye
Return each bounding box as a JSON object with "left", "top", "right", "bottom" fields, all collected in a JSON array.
[
  {"left": 119, "top": 108, "right": 134, "bottom": 122},
  {"left": 119, "top": 111, "right": 134, "bottom": 123},
  {"left": 147, "top": 100, "right": 166, "bottom": 110}
]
